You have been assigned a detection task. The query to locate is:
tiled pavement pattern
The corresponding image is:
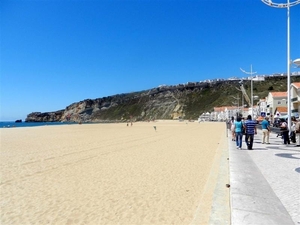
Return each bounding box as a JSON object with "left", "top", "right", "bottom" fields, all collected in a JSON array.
[{"left": 229, "top": 129, "right": 299, "bottom": 225}]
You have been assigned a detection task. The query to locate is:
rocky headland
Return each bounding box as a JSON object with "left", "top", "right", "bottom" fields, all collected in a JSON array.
[{"left": 25, "top": 76, "right": 300, "bottom": 122}]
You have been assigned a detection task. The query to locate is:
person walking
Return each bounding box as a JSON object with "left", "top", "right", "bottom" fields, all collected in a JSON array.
[
  {"left": 234, "top": 116, "right": 243, "bottom": 149},
  {"left": 230, "top": 116, "right": 236, "bottom": 141},
  {"left": 294, "top": 118, "right": 300, "bottom": 147},
  {"left": 261, "top": 117, "right": 270, "bottom": 144},
  {"left": 280, "top": 119, "right": 290, "bottom": 145},
  {"left": 241, "top": 117, "right": 246, "bottom": 135},
  {"left": 244, "top": 115, "right": 257, "bottom": 150},
  {"left": 290, "top": 116, "right": 297, "bottom": 143}
]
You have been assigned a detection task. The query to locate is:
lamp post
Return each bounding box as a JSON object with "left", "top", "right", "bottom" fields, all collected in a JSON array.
[
  {"left": 293, "top": 58, "right": 300, "bottom": 67},
  {"left": 231, "top": 95, "right": 240, "bottom": 117},
  {"left": 253, "top": 95, "right": 259, "bottom": 118},
  {"left": 235, "top": 87, "right": 248, "bottom": 118},
  {"left": 240, "top": 65, "right": 257, "bottom": 119},
  {"left": 261, "top": 0, "right": 300, "bottom": 131}
]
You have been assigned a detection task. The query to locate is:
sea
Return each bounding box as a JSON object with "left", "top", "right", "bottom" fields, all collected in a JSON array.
[{"left": 0, "top": 121, "right": 78, "bottom": 129}]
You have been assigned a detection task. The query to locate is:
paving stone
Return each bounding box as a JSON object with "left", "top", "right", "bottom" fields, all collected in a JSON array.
[{"left": 229, "top": 129, "right": 298, "bottom": 225}]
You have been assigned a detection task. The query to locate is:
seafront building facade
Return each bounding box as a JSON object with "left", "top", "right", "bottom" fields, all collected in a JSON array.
[
  {"left": 291, "top": 82, "right": 300, "bottom": 118},
  {"left": 266, "top": 92, "right": 287, "bottom": 121},
  {"left": 201, "top": 82, "right": 300, "bottom": 122}
]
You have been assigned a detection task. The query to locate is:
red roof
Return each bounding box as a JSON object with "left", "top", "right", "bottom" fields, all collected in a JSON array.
[
  {"left": 270, "top": 92, "right": 287, "bottom": 97},
  {"left": 275, "top": 106, "right": 287, "bottom": 113},
  {"left": 292, "top": 82, "right": 300, "bottom": 89}
]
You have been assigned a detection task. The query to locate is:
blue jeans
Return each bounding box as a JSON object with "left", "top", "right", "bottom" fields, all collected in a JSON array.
[{"left": 235, "top": 132, "right": 243, "bottom": 148}]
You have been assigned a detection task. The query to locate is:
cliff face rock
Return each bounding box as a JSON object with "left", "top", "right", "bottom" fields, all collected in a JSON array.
[
  {"left": 25, "top": 76, "right": 300, "bottom": 122},
  {"left": 25, "top": 110, "right": 64, "bottom": 122},
  {"left": 59, "top": 89, "right": 186, "bottom": 122}
]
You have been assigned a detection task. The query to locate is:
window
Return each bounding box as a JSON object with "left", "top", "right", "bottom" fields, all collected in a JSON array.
[{"left": 278, "top": 101, "right": 281, "bottom": 104}]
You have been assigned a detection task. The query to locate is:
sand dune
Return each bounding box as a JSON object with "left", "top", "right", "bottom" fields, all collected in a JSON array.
[{"left": 0, "top": 121, "right": 228, "bottom": 225}]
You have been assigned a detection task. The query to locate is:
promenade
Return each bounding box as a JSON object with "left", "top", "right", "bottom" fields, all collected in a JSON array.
[{"left": 228, "top": 128, "right": 299, "bottom": 225}]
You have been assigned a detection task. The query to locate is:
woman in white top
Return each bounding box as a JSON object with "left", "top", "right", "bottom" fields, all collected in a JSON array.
[{"left": 230, "top": 116, "right": 236, "bottom": 141}]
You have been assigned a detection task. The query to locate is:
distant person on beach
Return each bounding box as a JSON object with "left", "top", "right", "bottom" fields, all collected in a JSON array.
[
  {"left": 234, "top": 116, "right": 243, "bottom": 149},
  {"left": 244, "top": 115, "right": 257, "bottom": 150},
  {"left": 261, "top": 117, "right": 270, "bottom": 144},
  {"left": 230, "top": 116, "right": 235, "bottom": 141},
  {"left": 280, "top": 119, "right": 290, "bottom": 145}
]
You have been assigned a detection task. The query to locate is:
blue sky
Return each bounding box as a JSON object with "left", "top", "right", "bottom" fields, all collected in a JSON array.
[{"left": 1, "top": 0, "right": 299, "bottom": 121}]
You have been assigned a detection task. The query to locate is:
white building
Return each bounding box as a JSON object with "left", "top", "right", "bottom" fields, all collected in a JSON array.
[
  {"left": 291, "top": 82, "right": 300, "bottom": 118},
  {"left": 266, "top": 92, "right": 287, "bottom": 122}
]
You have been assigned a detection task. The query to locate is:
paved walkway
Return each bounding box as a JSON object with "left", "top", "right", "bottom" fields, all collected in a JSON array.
[{"left": 229, "top": 129, "right": 300, "bottom": 225}]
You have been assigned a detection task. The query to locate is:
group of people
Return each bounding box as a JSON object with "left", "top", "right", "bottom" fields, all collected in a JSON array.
[
  {"left": 279, "top": 116, "right": 300, "bottom": 146},
  {"left": 230, "top": 115, "right": 300, "bottom": 150},
  {"left": 230, "top": 115, "right": 257, "bottom": 150}
]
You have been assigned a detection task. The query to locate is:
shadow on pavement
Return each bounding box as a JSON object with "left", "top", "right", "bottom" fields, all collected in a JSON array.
[
  {"left": 275, "top": 153, "right": 300, "bottom": 159},
  {"left": 251, "top": 148, "right": 268, "bottom": 151},
  {"left": 295, "top": 167, "right": 300, "bottom": 173}
]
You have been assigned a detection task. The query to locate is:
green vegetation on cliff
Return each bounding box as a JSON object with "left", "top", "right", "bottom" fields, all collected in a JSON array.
[{"left": 26, "top": 76, "right": 300, "bottom": 122}]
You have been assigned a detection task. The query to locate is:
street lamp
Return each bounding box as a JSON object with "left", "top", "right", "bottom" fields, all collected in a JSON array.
[
  {"left": 235, "top": 86, "right": 244, "bottom": 107},
  {"left": 261, "top": 0, "right": 300, "bottom": 131},
  {"left": 240, "top": 65, "right": 257, "bottom": 119},
  {"left": 293, "top": 58, "right": 300, "bottom": 67},
  {"left": 231, "top": 95, "right": 240, "bottom": 117},
  {"left": 235, "top": 86, "right": 249, "bottom": 118}
]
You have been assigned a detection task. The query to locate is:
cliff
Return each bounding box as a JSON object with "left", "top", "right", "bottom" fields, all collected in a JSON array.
[
  {"left": 25, "top": 76, "right": 300, "bottom": 122},
  {"left": 26, "top": 110, "right": 65, "bottom": 122}
]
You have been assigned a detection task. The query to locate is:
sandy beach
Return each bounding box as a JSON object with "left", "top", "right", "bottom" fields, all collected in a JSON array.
[{"left": 0, "top": 121, "right": 228, "bottom": 225}]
